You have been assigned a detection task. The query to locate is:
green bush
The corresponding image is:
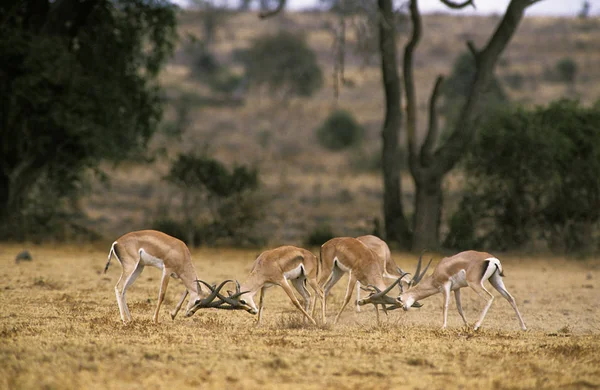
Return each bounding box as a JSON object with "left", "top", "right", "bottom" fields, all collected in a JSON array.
[
  {"left": 305, "top": 224, "right": 335, "bottom": 247},
  {"left": 163, "top": 154, "right": 264, "bottom": 247},
  {"left": 555, "top": 57, "right": 577, "bottom": 84},
  {"left": 441, "top": 51, "right": 508, "bottom": 131},
  {"left": 446, "top": 99, "right": 600, "bottom": 252},
  {"left": 243, "top": 30, "right": 323, "bottom": 98},
  {"left": 316, "top": 110, "right": 364, "bottom": 151}
]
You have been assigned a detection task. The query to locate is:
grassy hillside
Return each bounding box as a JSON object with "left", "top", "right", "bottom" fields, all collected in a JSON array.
[{"left": 81, "top": 11, "right": 600, "bottom": 246}]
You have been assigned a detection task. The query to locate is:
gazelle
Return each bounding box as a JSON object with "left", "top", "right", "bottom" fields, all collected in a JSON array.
[
  {"left": 362, "top": 250, "right": 527, "bottom": 331},
  {"left": 104, "top": 230, "right": 251, "bottom": 324},
  {"left": 354, "top": 235, "right": 408, "bottom": 311},
  {"left": 319, "top": 237, "right": 413, "bottom": 324},
  {"left": 221, "top": 246, "right": 325, "bottom": 326}
]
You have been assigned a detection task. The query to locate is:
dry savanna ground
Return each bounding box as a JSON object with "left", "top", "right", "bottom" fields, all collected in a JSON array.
[{"left": 1, "top": 243, "right": 599, "bottom": 389}]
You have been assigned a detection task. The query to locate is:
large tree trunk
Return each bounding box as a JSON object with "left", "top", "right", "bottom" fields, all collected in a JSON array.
[
  {"left": 378, "top": 0, "right": 411, "bottom": 248},
  {"left": 402, "top": 0, "right": 534, "bottom": 249},
  {"left": 412, "top": 172, "right": 443, "bottom": 251}
]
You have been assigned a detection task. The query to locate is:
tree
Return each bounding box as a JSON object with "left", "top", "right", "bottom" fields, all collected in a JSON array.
[
  {"left": 0, "top": 0, "right": 177, "bottom": 238},
  {"left": 403, "top": 0, "right": 539, "bottom": 250},
  {"left": 254, "top": 0, "right": 540, "bottom": 250}
]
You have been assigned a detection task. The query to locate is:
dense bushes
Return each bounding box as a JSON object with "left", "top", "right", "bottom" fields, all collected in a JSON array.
[
  {"left": 158, "top": 154, "right": 265, "bottom": 247},
  {"left": 445, "top": 99, "right": 600, "bottom": 253},
  {"left": 241, "top": 30, "right": 323, "bottom": 99},
  {"left": 316, "top": 109, "right": 364, "bottom": 151}
]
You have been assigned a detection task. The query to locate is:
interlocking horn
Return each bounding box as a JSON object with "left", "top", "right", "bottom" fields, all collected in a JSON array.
[
  {"left": 196, "top": 279, "right": 233, "bottom": 306},
  {"left": 195, "top": 279, "right": 250, "bottom": 309},
  {"left": 411, "top": 250, "right": 432, "bottom": 286}
]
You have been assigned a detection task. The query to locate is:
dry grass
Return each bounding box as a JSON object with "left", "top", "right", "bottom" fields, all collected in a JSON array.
[{"left": 1, "top": 243, "right": 599, "bottom": 389}]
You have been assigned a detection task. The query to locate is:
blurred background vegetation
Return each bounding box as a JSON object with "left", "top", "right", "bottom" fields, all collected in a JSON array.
[{"left": 1, "top": 0, "right": 600, "bottom": 255}]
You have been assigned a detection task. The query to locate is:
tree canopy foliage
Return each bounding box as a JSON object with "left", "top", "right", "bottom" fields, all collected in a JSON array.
[{"left": 0, "top": 0, "right": 177, "bottom": 239}]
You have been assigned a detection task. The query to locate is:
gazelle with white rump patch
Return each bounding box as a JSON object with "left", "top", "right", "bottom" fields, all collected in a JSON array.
[
  {"left": 230, "top": 246, "right": 325, "bottom": 326},
  {"left": 319, "top": 237, "right": 414, "bottom": 324},
  {"left": 372, "top": 250, "right": 527, "bottom": 330},
  {"left": 104, "top": 230, "right": 251, "bottom": 324}
]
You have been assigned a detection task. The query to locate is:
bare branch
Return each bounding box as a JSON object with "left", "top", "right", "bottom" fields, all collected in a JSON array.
[
  {"left": 433, "top": 0, "right": 536, "bottom": 175},
  {"left": 439, "top": 0, "right": 476, "bottom": 9},
  {"left": 420, "top": 75, "right": 444, "bottom": 166},
  {"left": 258, "top": 0, "right": 286, "bottom": 19},
  {"left": 466, "top": 40, "right": 479, "bottom": 62}
]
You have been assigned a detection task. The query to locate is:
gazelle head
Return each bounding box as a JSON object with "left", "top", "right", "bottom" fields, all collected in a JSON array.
[
  {"left": 356, "top": 251, "right": 431, "bottom": 310},
  {"left": 185, "top": 279, "right": 257, "bottom": 317},
  {"left": 356, "top": 276, "right": 407, "bottom": 308},
  {"left": 396, "top": 252, "right": 432, "bottom": 310}
]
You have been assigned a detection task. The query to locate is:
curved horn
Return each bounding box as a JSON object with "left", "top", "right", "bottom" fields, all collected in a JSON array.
[
  {"left": 412, "top": 258, "right": 432, "bottom": 285},
  {"left": 196, "top": 279, "right": 233, "bottom": 304}
]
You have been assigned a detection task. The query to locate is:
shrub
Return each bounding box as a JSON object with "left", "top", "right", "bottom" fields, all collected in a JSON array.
[
  {"left": 163, "top": 153, "right": 264, "bottom": 247},
  {"left": 555, "top": 57, "right": 577, "bottom": 84},
  {"left": 446, "top": 99, "right": 600, "bottom": 252},
  {"left": 242, "top": 30, "right": 323, "bottom": 98},
  {"left": 305, "top": 224, "right": 335, "bottom": 247},
  {"left": 441, "top": 51, "right": 508, "bottom": 131},
  {"left": 316, "top": 110, "right": 364, "bottom": 151}
]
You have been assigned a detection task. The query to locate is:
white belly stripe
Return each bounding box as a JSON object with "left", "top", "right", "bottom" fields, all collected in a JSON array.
[
  {"left": 334, "top": 257, "right": 351, "bottom": 273},
  {"left": 284, "top": 264, "right": 305, "bottom": 280},
  {"left": 139, "top": 248, "right": 165, "bottom": 270},
  {"left": 449, "top": 269, "right": 468, "bottom": 290}
]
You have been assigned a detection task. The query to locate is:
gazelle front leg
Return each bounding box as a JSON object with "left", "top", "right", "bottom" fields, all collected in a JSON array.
[
  {"left": 257, "top": 286, "right": 267, "bottom": 326},
  {"left": 171, "top": 290, "right": 188, "bottom": 320},
  {"left": 152, "top": 268, "right": 171, "bottom": 323},
  {"left": 454, "top": 289, "right": 468, "bottom": 326}
]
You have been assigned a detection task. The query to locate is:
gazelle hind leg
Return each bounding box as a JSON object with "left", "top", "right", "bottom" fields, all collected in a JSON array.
[
  {"left": 333, "top": 272, "right": 358, "bottom": 325},
  {"left": 279, "top": 279, "right": 317, "bottom": 325},
  {"left": 454, "top": 289, "right": 468, "bottom": 326},
  {"left": 322, "top": 263, "right": 346, "bottom": 324},
  {"left": 441, "top": 282, "right": 452, "bottom": 329},
  {"left": 306, "top": 278, "right": 325, "bottom": 324},
  {"left": 355, "top": 281, "right": 361, "bottom": 312},
  {"left": 114, "top": 271, "right": 127, "bottom": 323},
  {"left": 152, "top": 268, "right": 171, "bottom": 323},
  {"left": 120, "top": 262, "right": 145, "bottom": 322},
  {"left": 170, "top": 290, "right": 188, "bottom": 320},
  {"left": 291, "top": 277, "right": 312, "bottom": 323},
  {"left": 469, "top": 282, "right": 495, "bottom": 331},
  {"left": 489, "top": 272, "right": 527, "bottom": 330}
]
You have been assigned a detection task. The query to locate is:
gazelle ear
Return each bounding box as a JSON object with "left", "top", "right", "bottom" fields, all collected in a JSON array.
[{"left": 227, "top": 290, "right": 234, "bottom": 296}]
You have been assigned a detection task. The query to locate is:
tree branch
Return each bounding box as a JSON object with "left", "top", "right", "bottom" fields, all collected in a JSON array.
[
  {"left": 466, "top": 40, "right": 479, "bottom": 61},
  {"left": 420, "top": 75, "right": 444, "bottom": 167},
  {"left": 433, "top": 0, "right": 535, "bottom": 176},
  {"left": 403, "top": 0, "right": 421, "bottom": 170},
  {"left": 258, "top": 0, "right": 286, "bottom": 19},
  {"left": 439, "top": 0, "right": 476, "bottom": 9}
]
